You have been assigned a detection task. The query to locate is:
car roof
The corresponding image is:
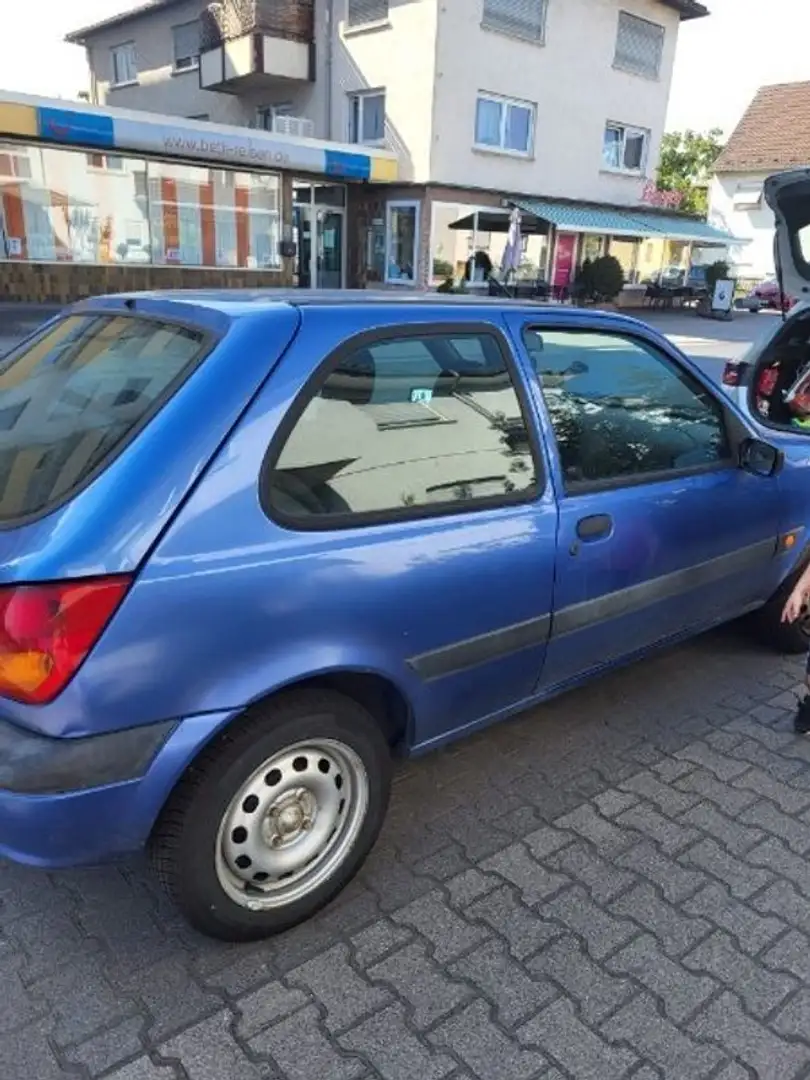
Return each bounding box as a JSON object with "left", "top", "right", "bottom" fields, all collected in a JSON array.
[{"left": 72, "top": 288, "right": 641, "bottom": 324}]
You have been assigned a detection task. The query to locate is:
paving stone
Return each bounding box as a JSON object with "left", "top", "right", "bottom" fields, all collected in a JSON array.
[
  {"left": 651, "top": 758, "right": 695, "bottom": 783},
  {"left": 620, "top": 772, "right": 700, "bottom": 817},
  {"left": 675, "top": 741, "right": 750, "bottom": 781},
  {"left": 195, "top": 944, "right": 276, "bottom": 997},
  {"left": 288, "top": 944, "right": 391, "bottom": 1034},
  {"left": 683, "top": 883, "right": 786, "bottom": 956},
  {"left": 30, "top": 956, "right": 136, "bottom": 1046},
  {"left": 235, "top": 981, "right": 311, "bottom": 1041},
  {"left": 610, "top": 882, "right": 711, "bottom": 958},
  {"left": 430, "top": 999, "right": 546, "bottom": 1080},
  {"left": 445, "top": 869, "right": 500, "bottom": 909},
  {"left": 618, "top": 842, "right": 705, "bottom": 904},
  {"left": 615, "top": 802, "right": 699, "bottom": 855},
  {"left": 685, "top": 930, "right": 797, "bottom": 1018},
  {"left": 772, "top": 989, "right": 810, "bottom": 1041},
  {"left": 763, "top": 929, "right": 810, "bottom": 980},
  {"left": 253, "top": 1004, "right": 365, "bottom": 1080},
  {"left": 680, "top": 803, "right": 764, "bottom": 856},
  {"left": 608, "top": 935, "right": 717, "bottom": 1024},
  {"left": 522, "top": 825, "right": 575, "bottom": 860},
  {"left": 480, "top": 843, "right": 570, "bottom": 906},
  {"left": 429, "top": 806, "right": 514, "bottom": 861},
  {"left": 343, "top": 1003, "right": 456, "bottom": 1080},
  {"left": 412, "top": 844, "right": 473, "bottom": 882},
  {"left": 754, "top": 880, "right": 810, "bottom": 935},
  {"left": 76, "top": 898, "right": 171, "bottom": 978},
  {"left": 739, "top": 800, "right": 810, "bottom": 855},
  {"left": 683, "top": 839, "right": 772, "bottom": 900},
  {"left": 118, "top": 957, "right": 224, "bottom": 1042},
  {"left": 370, "top": 942, "right": 472, "bottom": 1029},
  {"left": 553, "top": 804, "right": 634, "bottom": 854},
  {"left": 593, "top": 790, "right": 641, "bottom": 818},
  {"left": 64, "top": 1016, "right": 145, "bottom": 1077},
  {"left": 546, "top": 841, "right": 636, "bottom": 905},
  {"left": 351, "top": 920, "right": 413, "bottom": 969},
  {"left": 528, "top": 934, "right": 633, "bottom": 1024},
  {"left": 732, "top": 768, "right": 810, "bottom": 813},
  {"left": 393, "top": 891, "right": 489, "bottom": 963},
  {"left": 543, "top": 886, "right": 636, "bottom": 960},
  {"left": 519, "top": 997, "right": 637, "bottom": 1079},
  {"left": 674, "top": 769, "right": 759, "bottom": 816},
  {"left": 467, "top": 885, "right": 563, "bottom": 960},
  {"left": 0, "top": 957, "right": 48, "bottom": 1033},
  {"left": 450, "top": 938, "right": 556, "bottom": 1028},
  {"left": 104, "top": 1060, "right": 181, "bottom": 1080},
  {"left": 603, "top": 993, "right": 724, "bottom": 1079},
  {"left": 0, "top": 1018, "right": 65, "bottom": 1080},
  {"left": 162, "top": 1010, "right": 264, "bottom": 1080},
  {"left": 748, "top": 837, "right": 810, "bottom": 899},
  {"left": 5, "top": 907, "right": 101, "bottom": 982},
  {"left": 691, "top": 991, "right": 810, "bottom": 1080}
]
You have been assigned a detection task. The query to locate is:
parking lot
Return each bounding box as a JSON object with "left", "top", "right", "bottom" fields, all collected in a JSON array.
[{"left": 3, "top": 305, "right": 810, "bottom": 1080}]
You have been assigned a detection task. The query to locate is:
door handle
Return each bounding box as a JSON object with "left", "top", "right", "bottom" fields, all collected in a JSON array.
[{"left": 576, "top": 514, "right": 613, "bottom": 541}]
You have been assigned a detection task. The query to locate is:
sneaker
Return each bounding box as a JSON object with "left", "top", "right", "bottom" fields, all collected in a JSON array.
[{"left": 795, "top": 696, "right": 810, "bottom": 735}]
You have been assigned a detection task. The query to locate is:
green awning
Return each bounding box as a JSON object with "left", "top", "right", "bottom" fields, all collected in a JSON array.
[
  {"left": 511, "top": 198, "right": 746, "bottom": 248},
  {"left": 512, "top": 199, "right": 646, "bottom": 237}
]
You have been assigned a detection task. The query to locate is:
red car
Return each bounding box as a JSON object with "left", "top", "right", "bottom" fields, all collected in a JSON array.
[{"left": 742, "top": 279, "right": 797, "bottom": 312}]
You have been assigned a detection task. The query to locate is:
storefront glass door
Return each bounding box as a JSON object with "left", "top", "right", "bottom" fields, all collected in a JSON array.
[{"left": 293, "top": 181, "right": 346, "bottom": 289}]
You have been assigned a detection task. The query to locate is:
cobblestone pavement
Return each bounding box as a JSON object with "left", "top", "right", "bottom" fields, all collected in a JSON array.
[{"left": 4, "top": 625, "right": 810, "bottom": 1079}]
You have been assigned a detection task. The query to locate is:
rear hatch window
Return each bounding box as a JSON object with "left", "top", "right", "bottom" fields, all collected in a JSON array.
[{"left": 0, "top": 313, "right": 207, "bottom": 524}]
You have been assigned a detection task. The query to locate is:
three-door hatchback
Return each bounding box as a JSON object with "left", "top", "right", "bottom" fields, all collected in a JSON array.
[{"left": 0, "top": 290, "right": 806, "bottom": 940}]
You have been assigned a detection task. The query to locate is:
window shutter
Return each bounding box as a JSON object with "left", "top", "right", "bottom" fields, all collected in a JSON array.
[
  {"left": 173, "top": 21, "right": 200, "bottom": 61},
  {"left": 347, "top": 0, "right": 389, "bottom": 27},
  {"left": 614, "top": 12, "right": 664, "bottom": 79},
  {"left": 482, "top": 0, "right": 547, "bottom": 42}
]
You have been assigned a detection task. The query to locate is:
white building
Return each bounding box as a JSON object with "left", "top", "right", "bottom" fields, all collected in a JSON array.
[
  {"left": 59, "top": 0, "right": 733, "bottom": 295},
  {"left": 709, "top": 81, "right": 810, "bottom": 284}
]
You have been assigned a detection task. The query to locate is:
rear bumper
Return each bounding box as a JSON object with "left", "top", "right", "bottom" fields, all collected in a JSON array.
[{"left": 0, "top": 710, "right": 231, "bottom": 867}]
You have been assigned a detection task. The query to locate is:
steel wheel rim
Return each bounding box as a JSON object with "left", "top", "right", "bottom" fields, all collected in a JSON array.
[{"left": 214, "top": 738, "right": 369, "bottom": 911}]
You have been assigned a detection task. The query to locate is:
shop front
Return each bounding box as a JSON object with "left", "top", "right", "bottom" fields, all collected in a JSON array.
[{"left": 0, "top": 91, "right": 398, "bottom": 302}]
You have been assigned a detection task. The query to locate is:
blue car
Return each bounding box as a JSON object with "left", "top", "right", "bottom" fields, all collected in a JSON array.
[{"left": 0, "top": 290, "right": 806, "bottom": 940}]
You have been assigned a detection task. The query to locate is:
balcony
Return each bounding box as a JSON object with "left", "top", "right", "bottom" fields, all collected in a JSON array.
[{"left": 199, "top": 0, "right": 314, "bottom": 92}]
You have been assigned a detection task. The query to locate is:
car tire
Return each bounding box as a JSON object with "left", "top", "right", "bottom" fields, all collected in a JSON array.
[
  {"left": 752, "top": 570, "right": 810, "bottom": 654},
  {"left": 149, "top": 690, "right": 392, "bottom": 941}
]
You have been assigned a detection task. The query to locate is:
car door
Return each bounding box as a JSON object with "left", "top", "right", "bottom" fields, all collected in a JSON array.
[
  {"left": 254, "top": 311, "right": 559, "bottom": 750},
  {"left": 504, "top": 314, "right": 784, "bottom": 691}
]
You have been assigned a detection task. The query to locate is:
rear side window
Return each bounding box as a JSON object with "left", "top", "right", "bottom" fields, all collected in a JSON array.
[
  {"left": 0, "top": 313, "right": 207, "bottom": 523},
  {"left": 263, "top": 327, "right": 540, "bottom": 526}
]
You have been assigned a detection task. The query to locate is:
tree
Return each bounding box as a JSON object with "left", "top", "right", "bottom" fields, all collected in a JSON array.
[{"left": 656, "top": 129, "right": 724, "bottom": 217}]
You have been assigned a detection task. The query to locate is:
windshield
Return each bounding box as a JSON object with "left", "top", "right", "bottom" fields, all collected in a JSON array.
[{"left": 0, "top": 312, "right": 207, "bottom": 524}]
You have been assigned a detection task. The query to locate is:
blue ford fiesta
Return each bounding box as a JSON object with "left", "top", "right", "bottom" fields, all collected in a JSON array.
[{"left": 0, "top": 290, "right": 807, "bottom": 940}]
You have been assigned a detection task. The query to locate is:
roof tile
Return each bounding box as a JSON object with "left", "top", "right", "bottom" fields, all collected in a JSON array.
[{"left": 715, "top": 81, "right": 810, "bottom": 173}]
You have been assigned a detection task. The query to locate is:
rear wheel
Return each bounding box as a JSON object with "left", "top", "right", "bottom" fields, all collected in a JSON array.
[{"left": 149, "top": 690, "right": 391, "bottom": 941}]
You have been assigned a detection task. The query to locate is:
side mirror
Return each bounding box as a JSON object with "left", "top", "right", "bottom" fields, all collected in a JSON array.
[{"left": 740, "top": 437, "right": 783, "bottom": 477}]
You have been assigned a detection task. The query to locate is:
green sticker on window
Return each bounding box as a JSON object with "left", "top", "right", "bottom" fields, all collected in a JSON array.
[{"left": 410, "top": 388, "right": 433, "bottom": 404}]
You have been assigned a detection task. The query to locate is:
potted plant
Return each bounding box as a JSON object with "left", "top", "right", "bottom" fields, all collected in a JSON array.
[{"left": 589, "top": 255, "right": 625, "bottom": 309}]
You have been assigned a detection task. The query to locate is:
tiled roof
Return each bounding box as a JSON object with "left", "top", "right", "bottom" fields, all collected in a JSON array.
[
  {"left": 66, "top": 0, "right": 188, "bottom": 44},
  {"left": 715, "top": 82, "right": 810, "bottom": 174}
]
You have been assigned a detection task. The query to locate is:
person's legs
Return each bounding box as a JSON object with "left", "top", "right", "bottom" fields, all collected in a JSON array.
[{"left": 796, "top": 654, "right": 810, "bottom": 734}]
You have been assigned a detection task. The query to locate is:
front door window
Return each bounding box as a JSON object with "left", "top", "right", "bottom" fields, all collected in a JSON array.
[{"left": 293, "top": 180, "right": 346, "bottom": 289}]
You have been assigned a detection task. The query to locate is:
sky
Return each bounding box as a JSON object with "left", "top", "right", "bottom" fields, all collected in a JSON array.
[{"left": 0, "top": 0, "right": 808, "bottom": 141}]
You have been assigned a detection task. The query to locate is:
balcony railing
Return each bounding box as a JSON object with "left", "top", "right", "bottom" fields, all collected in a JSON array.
[{"left": 200, "top": 0, "right": 314, "bottom": 50}]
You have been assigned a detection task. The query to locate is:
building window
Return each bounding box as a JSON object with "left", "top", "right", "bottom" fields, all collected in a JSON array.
[
  {"left": 603, "top": 123, "right": 648, "bottom": 173},
  {"left": 348, "top": 91, "right": 385, "bottom": 144},
  {"left": 172, "top": 21, "right": 200, "bottom": 72},
  {"left": 386, "top": 201, "right": 419, "bottom": 285},
  {"left": 475, "top": 94, "right": 535, "bottom": 156},
  {"left": 614, "top": 12, "right": 664, "bottom": 79},
  {"left": 346, "top": 0, "right": 389, "bottom": 28},
  {"left": 732, "top": 183, "right": 763, "bottom": 210},
  {"left": 0, "top": 140, "right": 282, "bottom": 271},
  {"left": 110, "top": 42, "right": 137, "bottom": 87},
  {"left": 481, "top": 0, "right": 547, "bottom": 43},
  {"left": 524, "top": 328, "right": 729, "bottom": 488},
  {"left": 263, "top": 329, "right": 539, "bottom": 525}
]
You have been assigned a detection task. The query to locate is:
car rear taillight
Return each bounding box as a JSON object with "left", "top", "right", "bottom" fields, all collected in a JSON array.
[{"left": 0, "top": 576, "right": 131, "bottom": 704}]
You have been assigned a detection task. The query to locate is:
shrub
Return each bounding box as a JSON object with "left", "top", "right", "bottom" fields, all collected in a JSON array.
[{"left": 590, "top": 255, "right": 625, "bottom": 302}]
